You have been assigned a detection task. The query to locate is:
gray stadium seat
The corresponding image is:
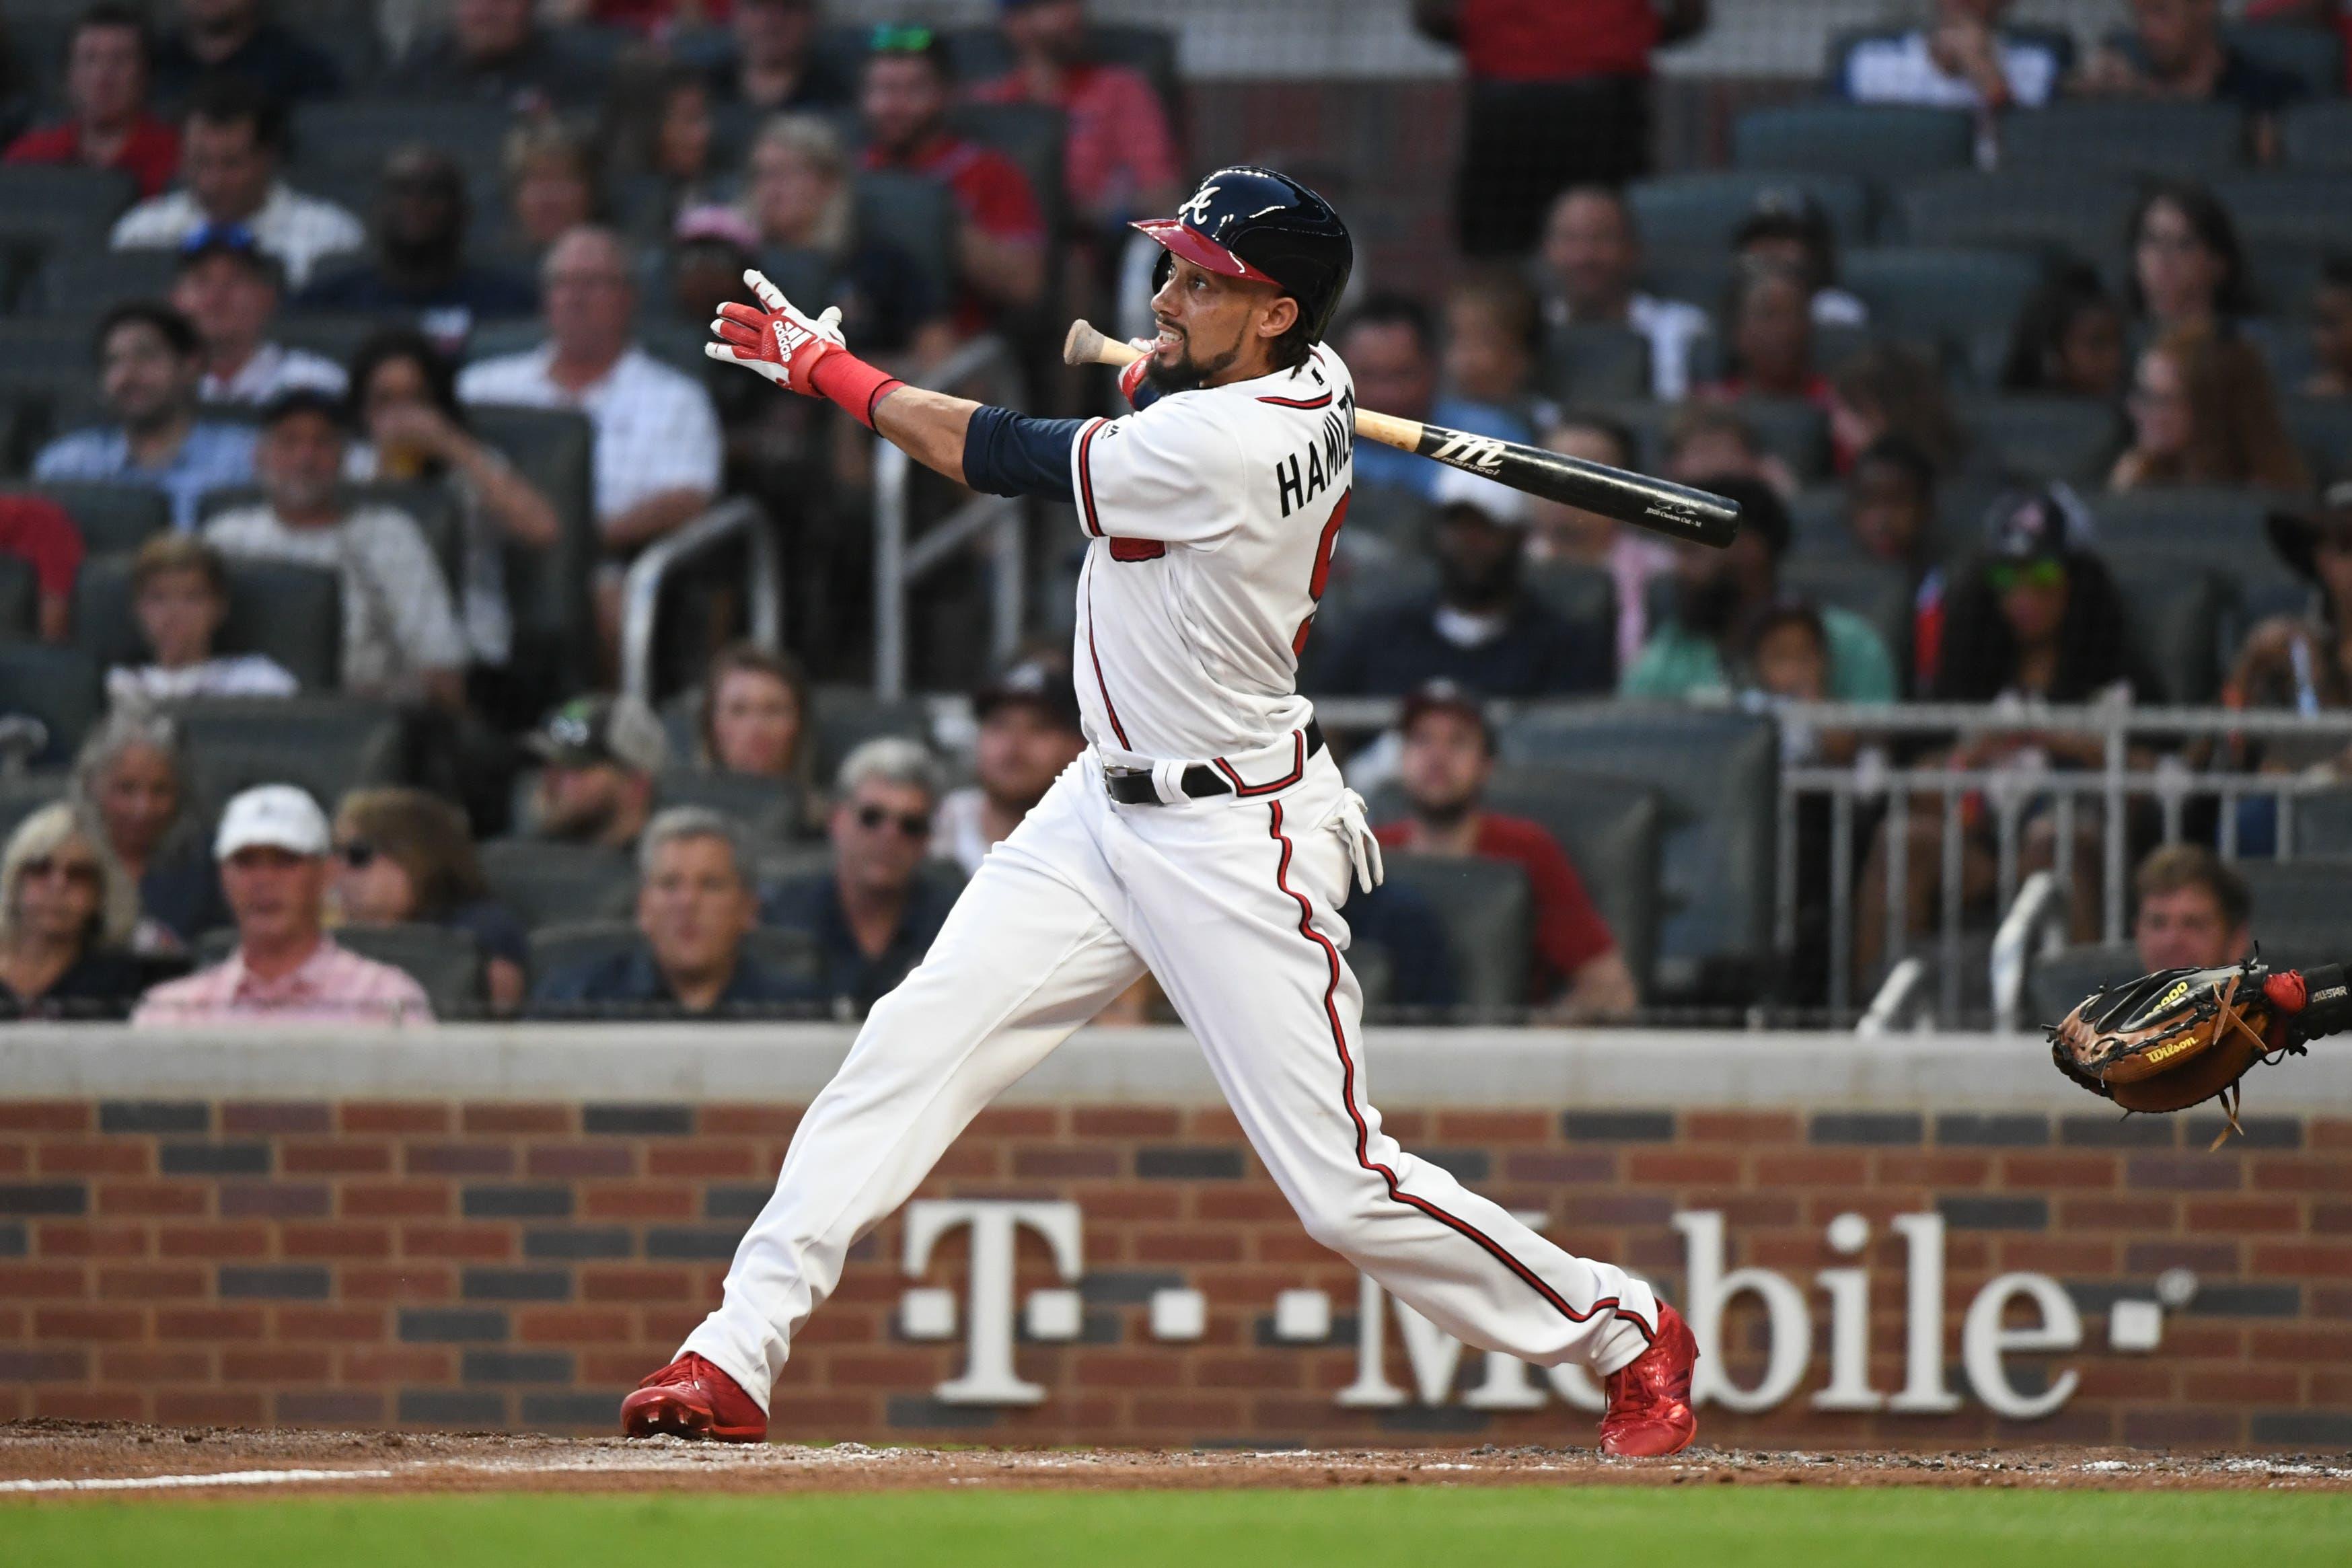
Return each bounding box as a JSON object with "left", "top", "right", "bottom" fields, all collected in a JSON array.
[
  {"left": 654, "top": 768, "right": 811, "bottom": 844},
  {"left": 1841, "top": 248, "right": 2043, "bottom": 354},
  {"left": 1958, "top": 396, "right": 2125, "bottom": 486},
  {"left": 851, "top": 173, "right": 959, "bottom": 322},
  {"left": 1627, "top": 172, "right": 1872, "bottom": 253},
  {"left": 478, "top": 839, "right": 639, "bottom": 930},
  {"left": 1520, "top": 561, "right": 1617, "bottom": 659},
  {"left": 2281, "top": 100, "right": 2352, "bottom": 172},
  {"left": 1537, "top": 324, "right": 1652, "bottom": 405},
  {"left": 2287, "top": 788, "right": 2352, "bottom": 858},
  {"left": 947, "top": 102, "right": 1068, "bottom": 234},
  {"left": 170, "top": 697, "right": 402, "bottom": 827},
  {"left": 0, "top": 164, "right": 138, "bottom": 231},
  {"left": 1483, "top": 766, "right": 1665, "bottom": 1000},
  {"left": 1999, "top": 102, "right": 2248, "bottom": 176},
  {"left": 2221, "top": 22, "right": 2345, "bottom": 96},
  {"left": 1732, "top": 104, "right": 1973, "bottom": 182},
  {"left": 289, "top": 101, "right": 513, "bottom": 213},
  {"left": 336, "top": 923, "right": 486, "bottom": 1016},
  {"left": 1498, "top": 705, "right": 1779, "bottom": 1000},
  {"left": 1376, "top": 855, "right": 1533, "bottom": 1016},
  {"left": 2285, "top": 398, "right": 2352, "bottom": 486},
  {"left": 2025, "top": 940, "right": 2140, "bottom": 1031},
  {"left": 1892, "top": 171, "right": 2137, "bottom": 265},
  {"left": 29, "top": 248, "right": 181, "bottom": 320},
  {"left": 1738, "top": 397, "right": 1833, "bottom": 484},
  {"left": 0, "top": 556, "right": 38, "bottom": 642},
  {"left": 0, "top": 771, "right": 69, "bottom": 844},
  {"left": 1777, "top": 556, "right": 1913, "bottom": 680},
  {"left": 2106, "top": 560, "right": 2228, "bottom": 706},
  {"left": 74, "top": 556, "right": 344, "bottom": 692},
  {"left": 467, "top": 405, "right": 597, "bottom": 687},
  {"left": 2210, "top": 173, "right": 2352, "bottom": 251},
  {"left": 1788, "top": 485, "right": 1849, "bottom": 556},
  {"left": 810, "top": 685, "right": 933, "bottom": 784},
  {"left": 0, "top": 642, "right": 103, "bottom": 767},
  {"left": 19, "top": 481, "right": 170, "bottom": 557}
]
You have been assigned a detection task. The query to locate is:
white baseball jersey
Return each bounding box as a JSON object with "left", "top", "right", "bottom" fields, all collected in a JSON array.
[{"left": 1066, "top": 346, "right": 1355, "bottom": 768}]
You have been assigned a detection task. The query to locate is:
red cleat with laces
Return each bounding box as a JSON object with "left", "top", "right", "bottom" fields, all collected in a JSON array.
[
  {"left": 1598, "top": 1303, "right": 1698, "bottom": 1458},
  {"left": 619, "top": 1353, "right": 768, "bottom": 1442}
]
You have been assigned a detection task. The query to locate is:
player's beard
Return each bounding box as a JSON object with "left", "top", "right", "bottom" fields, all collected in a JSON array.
[{"left": 1144, "top": 330, "right": 1244, "bottom": 395}]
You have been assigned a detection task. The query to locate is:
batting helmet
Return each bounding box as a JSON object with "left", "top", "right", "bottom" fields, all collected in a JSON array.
[{"left": 1132, "top": 167, "right": 1354, "bottom": 344}]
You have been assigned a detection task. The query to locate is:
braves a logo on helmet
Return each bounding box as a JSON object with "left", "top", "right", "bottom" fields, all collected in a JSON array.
[
  {"left": 1177, "top": 183, "right": 1223, "bottom": 229},
  {"left": 1427, "top": 431, "right": 1508, "bottom": 475}
]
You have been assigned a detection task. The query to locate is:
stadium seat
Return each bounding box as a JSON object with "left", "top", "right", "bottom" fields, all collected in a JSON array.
[
  {"left": 2024, "top": 940, "right": 2139, "bottom": 1031},
  {"left": 1376, "top": 855, "right": 1533, "bottom": 1016},
  {"left": 2281, "top": 99, "right": 2352, "bottom": 171},
  {"left": 1738, "top": 397, "right": 1833, "bottom": 484},
  {"left": 479, "top": 839, "right": 639, "bottom": 930},
  {"left": 2210, "top": 173, "right": 2352, "bottom": 251},
  {"left": 1498, "top": 704, "right": 1779, "bottom": 1001},
  {"left": 1626, "top": 172, "right": 1872, "bottom": 254},
  {"left": 2287, "top": 788, "right": 2352, "bottom": 858},
  {"left": 1732, "top": 104, "right": 1974, "bottom": 182},
  {"left": 526, "top": 919, "right": 827, "bottom": 996},
  {"left": 2285, "top": 398, "right": 2352, "bottom": 486},
  {"left": 28, "top": 248, "right": 180, "bottom": 320},
  {"left": 1999, "top": 102, "right": 2248, "bottom": 177},
  {"left": 654, "top": 768, "right": 811, "bottom": 844},
  {"left": 2242, "top": 241, "right": 2337, "bottom": 328},
  {"left": 342, "top": 923, "right": 491, "bottom": 1014},
  {"left": 2235, "top": 858, "right": 2352, "bottom": 965},
  {"left": 1520, "top": 561, "right": 1617, "bottom": 660},
  {"left": 2106, "top": 560, "right": 2228, "bottom": 706},
  {"left": 1957, "top": 396, "right": 2125, "bottom": 485},
  {"left": 0, "top": 770, "right": 67, "bottom": 843},
  {"left": 1892, "top": 171, "right": 2137, "bottom": 266},
  {"left": 0, "top": 556, "right": 38, "bottom": 642},
  {"left": 1788, "top": 485, "right": 1849, "bottom": 556},
  {"left": 467, "top": 405, "right": 597, "bottom": 694},
  {"left": 1481, "top": 766, "right": 1666, "bottom": 1000},
  {"left": 289, "top": 101, "right": 513, "bottom": 213},
  {"left": 1777, "top": 556, "right": 1914, "bottom": 681},
  {"left": 1537, "top": 324, "right": 1652, "bottom": 406},
  {"left": 947, "top": 102, "right": 1069, "bottom": 235},
  {"left": 0, "top": 164, "right": 139, "bottom": 233},
  {"left": 170, "top": 697, "right": 402, "bottom": 826},
  {"left": 810, "top": 685, "right": 934, "bottom": 784},
  {"left": 20, "top": 481, "right": 170, "bottom": 557},
  {"left": 0, "top": 642, "right": 103, "bottom": 767},
  {"left": 2088, "top": 487, "right": 2277, "bottom": 549},
  {"left": 1841, "top": 248, "right": 2043, "bottom": 357},
  {"left": 75, "top": 556, "right": 344, "bottom": 692},
  {"left": 851, "top": 173, "right": 961, "bottom": 317}
]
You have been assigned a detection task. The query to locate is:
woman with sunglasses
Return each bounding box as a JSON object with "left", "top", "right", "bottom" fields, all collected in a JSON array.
[
  {"left": 0, "top": 803, "right": 153, "bottom": 1020},
  {"left": 331, "top": 787, "right": 528, "bottom": 1014},
  {"left": 1855, "top": 488, "right": 2160, "bottom": 982}
]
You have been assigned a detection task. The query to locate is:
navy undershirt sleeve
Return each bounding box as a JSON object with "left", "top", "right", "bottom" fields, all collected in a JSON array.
[{"left": 961, "top": 406, "right": 1087, "bottom": 502}]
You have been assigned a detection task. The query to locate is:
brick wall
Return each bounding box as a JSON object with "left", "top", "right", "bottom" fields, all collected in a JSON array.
[{"left": 4, "top": 1094, "right": 2347, "bottom": 1448}]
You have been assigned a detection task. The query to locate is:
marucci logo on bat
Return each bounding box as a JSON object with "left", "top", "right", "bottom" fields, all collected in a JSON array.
[{"left": 1424, "top": 431, "right": 1508, "bottom": 474}]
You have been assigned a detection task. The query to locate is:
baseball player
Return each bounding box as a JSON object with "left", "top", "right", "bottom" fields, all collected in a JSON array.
[{"left": 620, "top": 167, "right": 1698, "bottom": 1457}]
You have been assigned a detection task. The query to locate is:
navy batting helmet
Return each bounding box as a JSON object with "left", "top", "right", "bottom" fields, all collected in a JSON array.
[{"left": 1133, "top": 167, "right": 1354, "bottom": 344}]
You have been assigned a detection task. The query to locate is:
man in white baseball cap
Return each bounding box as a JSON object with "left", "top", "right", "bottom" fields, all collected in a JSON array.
[{"left": 133, "top": 784, "right": 433, "bottom": 1025}]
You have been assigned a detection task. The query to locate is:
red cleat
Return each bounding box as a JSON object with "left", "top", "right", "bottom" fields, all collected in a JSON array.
[
  {"left": 619, "top": 1353, "right": 768, "bottom": 1442},
  {"left": 1598, "top": 1303, "right": 1698, "bottom": 1458}
]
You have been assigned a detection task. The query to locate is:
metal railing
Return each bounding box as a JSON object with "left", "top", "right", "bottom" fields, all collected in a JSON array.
[
  {"left": 872, "top": 336, "right": 1027, "bottom": 700},
  {"left": 619, "top": 497, "right": 781, "bottom": 706}
]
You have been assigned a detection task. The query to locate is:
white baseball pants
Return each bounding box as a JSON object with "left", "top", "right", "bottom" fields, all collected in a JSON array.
[{"left": 682, "top": 748, "right": 1659, "bottom": 1407}]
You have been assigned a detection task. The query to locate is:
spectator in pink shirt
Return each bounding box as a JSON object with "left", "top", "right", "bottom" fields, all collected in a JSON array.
[
  {"left": 132, "top": 784, "right": 433, "bottom": 1026},
  {"left": 971, "top": 0, "right": 1181, "bottom": 237}
]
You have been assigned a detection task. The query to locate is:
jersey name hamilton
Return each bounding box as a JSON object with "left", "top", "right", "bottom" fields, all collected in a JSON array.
[{"left": 1066, "top": 347, "right": 1356, "bottom": 766}]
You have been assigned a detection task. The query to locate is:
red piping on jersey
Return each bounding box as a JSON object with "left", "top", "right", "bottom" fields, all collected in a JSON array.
[
  {"left": 1265, "top": 800, "right": 1655, "bottom": 1349},
  {"left": 1081, "top": 565, "right": 1131, "bottom": 751},
  {"left": 1257, "top": 391, "right": 1333, "bottom": 409},
  {"left": 1210, "top": 731, "right": 1305, "bottom": 798},
  {"left": 1076, "top": 418, "right": 1107, "bottom": 537}
]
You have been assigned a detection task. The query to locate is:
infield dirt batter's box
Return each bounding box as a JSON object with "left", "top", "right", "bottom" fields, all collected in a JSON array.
[{"left": 1, "top": 1026, "right": 2346, "bottom": 1450}]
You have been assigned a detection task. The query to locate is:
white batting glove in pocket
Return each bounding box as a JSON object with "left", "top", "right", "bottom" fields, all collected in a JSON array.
[{"left": 1322, "top": 788, "right": 1384, "bottom": 894}]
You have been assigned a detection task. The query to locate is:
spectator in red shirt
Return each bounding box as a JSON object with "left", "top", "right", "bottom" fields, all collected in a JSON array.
[
  {"left": 857, "top": 26, "right": 1046, "bottom": 330},
  {"left": 1413, "top": 0, "right": 1711, "bottom": 257},
  {"left": 0, "top": 494, "right": 87, "bottom": 644},
  {"left": 1373, "top": 681, "right": 1637, "bottom": 1020},
  {"left": 3, "top": 4, "right": 182, "bottom": 199},
  {"left": 971, "top": 0, "right": 1181, "bottom": 237},
  {"left": 1701, "top": 258, "right": 1833, "bottom": 415}
]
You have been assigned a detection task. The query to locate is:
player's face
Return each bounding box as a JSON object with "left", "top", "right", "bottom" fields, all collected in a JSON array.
[
  {"left": 974, "top": 702, "right": 1082, "bottom": 815},
  {"left": 2133, "top": 885, "right": 2243, "bottom": 972},
  {"left": 638, "top": 833, "right": 756, "bottom": 982},
  {"left": 1146, "top": 255, "right": 1289, "bottom": 391},
  {"left": 1399, "top": 712, "right": 1492, "bottom": 821}
]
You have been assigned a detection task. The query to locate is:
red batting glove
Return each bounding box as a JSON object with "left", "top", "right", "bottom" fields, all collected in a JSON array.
[
  {"left": 706, "top": 269, "right": 844, "bottom": 396},
  {"left": 1117, "top": 339, "right": 1155, "bottom": 408}
]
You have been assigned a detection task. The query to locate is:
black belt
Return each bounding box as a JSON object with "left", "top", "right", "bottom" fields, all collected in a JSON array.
[{"left": 1103, "top": 721, "right": 1325, "bottom": 805}]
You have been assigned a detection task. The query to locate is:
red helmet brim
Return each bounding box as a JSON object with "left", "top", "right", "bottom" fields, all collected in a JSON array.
[{"left": 1130, "top": 217, "right": 1280, "bottom": 287}]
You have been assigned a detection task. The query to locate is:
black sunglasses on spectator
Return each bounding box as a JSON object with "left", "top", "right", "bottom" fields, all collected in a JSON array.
[
  {"left": 336, "top": 841, "right": 377, "bottom": 869},
  {"left": 854, "top": 805, "right": 930, "bottom": 839}
]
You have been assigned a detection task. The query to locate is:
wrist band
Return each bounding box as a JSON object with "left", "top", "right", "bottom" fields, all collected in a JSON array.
[{"left": 808, "top": 351, "right": 906, "bottom": 430}]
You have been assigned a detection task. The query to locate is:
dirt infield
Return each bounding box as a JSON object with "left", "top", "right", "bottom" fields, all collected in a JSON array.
[{"left": 3, "top": 1421, "right": 2348, "bottom": 1498}]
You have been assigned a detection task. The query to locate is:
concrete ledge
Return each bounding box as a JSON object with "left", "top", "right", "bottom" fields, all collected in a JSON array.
[{"left": 6, "top": 1024, "right": 2348, "bottom": 1111}]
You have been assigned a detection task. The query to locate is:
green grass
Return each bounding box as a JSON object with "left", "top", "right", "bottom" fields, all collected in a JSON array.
[{"left": 3, "top": 1486, "right": 2348, "bottom": 1567}]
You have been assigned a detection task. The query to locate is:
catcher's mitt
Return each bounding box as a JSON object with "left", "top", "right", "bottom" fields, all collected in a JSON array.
[{"left": 2049, "top": 957, "right": 2349, "bottom": 1143}]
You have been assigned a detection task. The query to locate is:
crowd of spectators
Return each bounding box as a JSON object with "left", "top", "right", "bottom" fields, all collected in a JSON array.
[{"left": 0, "top": 0, "right": 2347, "bottom": 1024}]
